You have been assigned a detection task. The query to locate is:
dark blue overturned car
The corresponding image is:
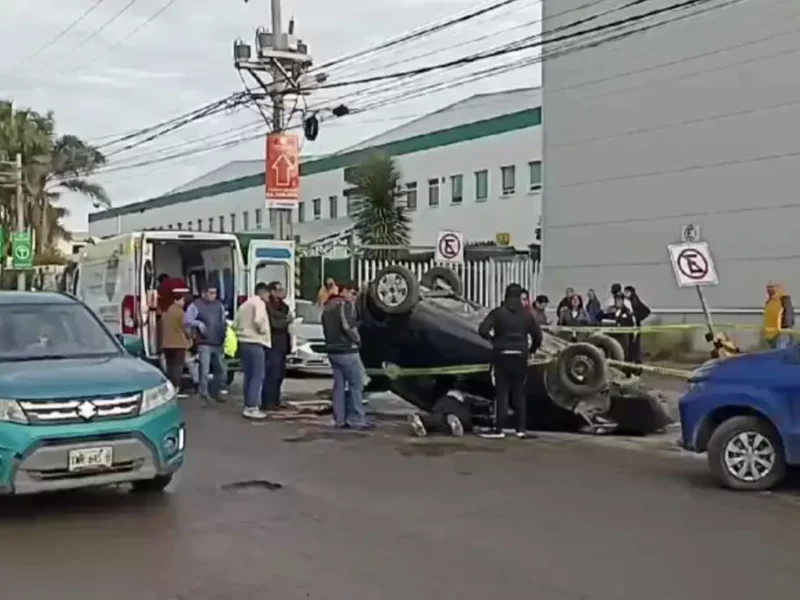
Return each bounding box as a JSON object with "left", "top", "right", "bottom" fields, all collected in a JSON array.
[{"left": 679, "top": 345, "right": 800, "bottom": 491}]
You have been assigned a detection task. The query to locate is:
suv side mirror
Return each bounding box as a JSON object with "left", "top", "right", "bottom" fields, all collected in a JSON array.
[{"left": 115, "top": 333, "right": 145, "bottom": 357}]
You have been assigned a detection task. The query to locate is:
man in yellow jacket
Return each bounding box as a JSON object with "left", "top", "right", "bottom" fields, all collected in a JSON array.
[{"left": 763, "top": 282, "right": 795, "bottom": 349}]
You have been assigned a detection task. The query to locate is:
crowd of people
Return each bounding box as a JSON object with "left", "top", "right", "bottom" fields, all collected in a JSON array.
[{"left": 519, "top": 283, "right": 651, "bottom": 364}]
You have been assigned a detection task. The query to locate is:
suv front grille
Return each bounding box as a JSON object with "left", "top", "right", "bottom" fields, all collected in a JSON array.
[{"left": 20, "top": 394, "right": 141, "bottom": 425}]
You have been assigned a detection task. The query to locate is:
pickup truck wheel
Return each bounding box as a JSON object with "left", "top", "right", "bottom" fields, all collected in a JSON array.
[
  {"left": 131, "top": 474, "right": 173, "bottom": 494},
  {"left": 368, "top": 265, "right": 420, "bottom": 316},
  {"left": 586, "top": 333, "right": 625, "bottom": 362},
  {"left": 420, "top": 266, "right": 463, "bottom": 296},
  {"left": 707, "top": 416, "right": 786, "bottom": 491},
  {"left": 554, "top": 343, "right": 607, "bottom": 398}
]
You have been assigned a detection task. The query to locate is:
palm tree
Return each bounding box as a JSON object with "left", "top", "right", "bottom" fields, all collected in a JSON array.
[
  {"left": 348, "top": 153, "right": 411, "bottom": 259},
  {"left": 0, "top": 101, "right": 109, "bottom": 257}
]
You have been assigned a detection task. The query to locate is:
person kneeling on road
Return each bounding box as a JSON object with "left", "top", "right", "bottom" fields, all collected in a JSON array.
[
  {"left": 235, "top": 282, "right": 271, "bottom": 420},
  {"left": 478, "top": 283, "right": 543, "bottom": 439},
  {"left": 322, "top": 280, "right": 374, "bottom": 430}
]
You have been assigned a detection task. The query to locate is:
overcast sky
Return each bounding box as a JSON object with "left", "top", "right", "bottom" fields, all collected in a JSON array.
[{"left": 1, "top": 0, "right": 540, "bottom": 231}]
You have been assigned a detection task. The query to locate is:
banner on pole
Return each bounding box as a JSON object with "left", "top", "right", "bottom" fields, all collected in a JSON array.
[{"left": 265, "top": 133, "right": 300, "bottom": 209}]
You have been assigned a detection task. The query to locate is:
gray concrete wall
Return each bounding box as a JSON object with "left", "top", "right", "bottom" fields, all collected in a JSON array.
[{"left": 540, "top": 0, "right": 800, "bottom": 310}]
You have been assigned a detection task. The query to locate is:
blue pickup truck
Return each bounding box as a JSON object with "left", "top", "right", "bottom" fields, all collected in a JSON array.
[
  {"left": 0, "top": 291, "right": 185, "bottom": 495},
  {"left": 679, "top": 345, "right": 800, "bottom": 490}
]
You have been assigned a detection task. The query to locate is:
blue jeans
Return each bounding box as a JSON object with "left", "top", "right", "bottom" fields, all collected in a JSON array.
[
  {"left": 769, "top": 334, "right": 792, "bottom": 349},
  {"left": 262, "top": 345, "right": 287, "bottom": 410},
  {"left": 197, "top": 345, "right": 226, "bottom": 398},
  {"left": 240, "top": 343, "right": 267, "bottom": 409},
  {"left": 328, "top": 352, "right": 366, "bottom": 427}
]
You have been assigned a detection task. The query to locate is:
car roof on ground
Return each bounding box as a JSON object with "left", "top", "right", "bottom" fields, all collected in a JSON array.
[{"left": 0, "top": 291, "right": 77, "bottom": 305}]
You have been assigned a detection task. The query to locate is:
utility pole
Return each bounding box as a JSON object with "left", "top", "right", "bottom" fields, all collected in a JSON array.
[
  {"left": 233, "top": 2, "right": 323, "bottom": 241},
  {"left": 14, "top": 153, "right": 24, "bottom": 291}
]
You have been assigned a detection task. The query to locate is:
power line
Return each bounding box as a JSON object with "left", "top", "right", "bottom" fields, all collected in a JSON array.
[
  {"left": 0, "top": 0, "right": 110, "bottom": 74},
  {"left": 68, "top": 0, "right": 181, "bottom": 74},
  {"left": 51, "top": 0, "right": 142, "bottom": 68}
]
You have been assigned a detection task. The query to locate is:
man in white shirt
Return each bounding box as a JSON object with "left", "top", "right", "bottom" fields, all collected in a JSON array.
[{"left": 234, "top": 282, "right": 271, "bottom": 420}]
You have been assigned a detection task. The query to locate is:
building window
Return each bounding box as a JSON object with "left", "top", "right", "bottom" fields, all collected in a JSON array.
[
  {"left": 475, "top": 170, "right": 488, "bottom": 201},
  {"left": 219, "top": 216, "right": 225, "bottom": 232},
  {"left": 428, "top": 178, "right": 439, "bottom": 207},
  {"left": 405, "top": 182, "right": 417, "bottom": 211},
  {"left": 177, "top": 222, "right": 182, "bottom": 229},
  {"left": 329, "top": 196, "right": 338, "bottom": 219},
  {"left": 298, "top": 202, "right": 306, "bottom": 222},
  {"left": 501, "top": 165, "right": 515, "bottom": 195},
  {"left": 450, "top": 174, "right": 463, "bottom": 204},
  {"left": 529, "top": 161, "right": 542, "bottom": 191},
  {"left": 312, "top": 198, "right": 321, "bottom": 220},
  {"left": 255, "top": 208, "right": 263, "bottom": 229},
  {"left": 242, "top": 211, "right": 250, "bottom": 231}
]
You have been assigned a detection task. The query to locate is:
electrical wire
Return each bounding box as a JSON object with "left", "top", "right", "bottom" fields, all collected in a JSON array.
[
  {"left": 50, "top": 0, "right": 142, "bottom": 69},
  {"left": 67, "top": 0, "right": 181, "bottom": 74},
  {"left": 0, "top": 0, "right": 110, "bottom": 75}
]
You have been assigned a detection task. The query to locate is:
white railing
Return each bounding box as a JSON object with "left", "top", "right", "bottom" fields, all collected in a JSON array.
[{"left": 356, "top": 257, "right": 540, "bottom": 308}]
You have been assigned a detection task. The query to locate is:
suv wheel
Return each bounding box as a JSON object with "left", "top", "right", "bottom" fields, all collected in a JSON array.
[{"left": 707, "top": 415, "right": 786, "bottom": 491}]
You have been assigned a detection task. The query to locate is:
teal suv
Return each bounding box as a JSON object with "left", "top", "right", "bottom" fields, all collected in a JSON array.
[{"left": 0, "top": 292, "right": 185, "bottom": 495}]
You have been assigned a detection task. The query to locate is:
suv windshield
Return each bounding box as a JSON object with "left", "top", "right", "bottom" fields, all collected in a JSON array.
[
  {"left": 0, "top": 303, "right": 121, "bottom": 361},
  {"left": 296, "top": 301, "right": 322, "bottom": 324}
]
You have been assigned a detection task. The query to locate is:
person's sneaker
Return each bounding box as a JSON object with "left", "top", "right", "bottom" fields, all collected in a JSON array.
[
  {"left": 515, "top": 431, "right": 527, "bottom": 439},
  {"left": 408, "top": 414, "right": 427, "bottom": 437},
  {"left": 242, "top": 407, "right": 267, "bottom": 420},
  {"left": 446, "top": 414, "right": 464, "bottom": 437},
  {"left": 479, "top": 430, "right": 505, "bottom": 439},
  {"left": 220, "top": 389, "right": 229, "bottom": 396},
  {"left": 176, "top": 392, "right": 190, "bottom": 399}
]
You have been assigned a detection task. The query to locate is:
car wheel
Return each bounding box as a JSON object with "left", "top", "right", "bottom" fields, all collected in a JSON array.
[
  {"left": 420, "top": 266, "right": 463, "bottom": 296},
  {"left": 554, "top": 342, "right": 607, "bottom": 398},
  {"left": 368, "top": 265, "right": 421, "bottom": 316},
  {"left": 707, "top": 415, "right": 786, "bottom": 491},
  {"left": 433, "top": 393, "right": 473, "bottom": 433},
  {"left": 586, "top": 333, "right": 625, "bottom": 362},
  {"left": 131, "top": 474, "right": 173, "bottom": 494}
]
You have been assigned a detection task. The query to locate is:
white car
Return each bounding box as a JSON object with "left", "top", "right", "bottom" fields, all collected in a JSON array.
[{"left": 288, "top": 299, "right": 331, "bottom": 375}]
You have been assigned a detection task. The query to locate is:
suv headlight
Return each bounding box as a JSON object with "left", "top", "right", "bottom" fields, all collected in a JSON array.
[
  {"left": 0, "top": 399, "right": 28, "bottom": 424},
  {"left": 140, "top": 381, "right": 177, "bottom": 414}
]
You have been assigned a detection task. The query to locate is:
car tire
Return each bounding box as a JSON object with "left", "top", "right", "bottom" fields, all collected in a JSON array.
[
  {"left": 586, "top": 333, "right": 625, "bottom": 362},
  {"left": 707, "top": 415, "right": 786, "bottom": 491},
  {"left": 554, "top": 342, "right": 607, "bottom": 398},
  {"left": 368, "top": 265, "right": 421, "bottom": 316},
  {"left": 131, "top": 474, "right": 173, "bottom": 494},
  {"left": 420, "top": 266, "right": 463, "bottom": 296},
  {"left": 433, "top": 393, "right": 473, "bottom": 433}
]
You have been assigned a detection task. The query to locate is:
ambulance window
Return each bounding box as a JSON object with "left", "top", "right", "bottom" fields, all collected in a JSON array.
[{"left": 254, "top": 261, "right": 288, "bottom": 290}]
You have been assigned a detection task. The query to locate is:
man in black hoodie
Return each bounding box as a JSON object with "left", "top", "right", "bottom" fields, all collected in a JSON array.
[
  {"left": 262, "top": 281, "right": 293, "bottom": 412},
  {"left": 478, "top": 283, "right": 543, "bottom": 439}
]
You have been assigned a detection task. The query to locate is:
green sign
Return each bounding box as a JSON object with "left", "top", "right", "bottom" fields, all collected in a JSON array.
[{"left": 11, "top": 231, "right": 32, "bottom": 269}]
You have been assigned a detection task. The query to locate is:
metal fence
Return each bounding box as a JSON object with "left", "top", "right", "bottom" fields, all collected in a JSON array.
[{"left": 355, "top": 257, "right": 540, "bottom": 308}]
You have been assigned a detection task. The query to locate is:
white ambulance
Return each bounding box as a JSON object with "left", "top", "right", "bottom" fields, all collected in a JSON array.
[{"left": 72, "top": 230, "right": 296, "bottom": 362}]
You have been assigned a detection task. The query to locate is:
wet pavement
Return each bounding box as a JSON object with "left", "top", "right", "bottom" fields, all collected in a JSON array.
[{"left": 2, "top": 391, "right": 799, "bottom": 600}]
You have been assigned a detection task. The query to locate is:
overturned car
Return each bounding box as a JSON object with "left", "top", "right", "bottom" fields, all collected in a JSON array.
[{"left": 358, "top": 265, "right": 673, "bottom": 435}]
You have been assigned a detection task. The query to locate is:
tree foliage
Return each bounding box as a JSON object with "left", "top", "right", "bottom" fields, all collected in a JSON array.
[
  {"left": 0, "top": 100, "right": 109, "bottom": 258},
  {"left": 349, "top": 153, "right": 411, "bottom": 259}
]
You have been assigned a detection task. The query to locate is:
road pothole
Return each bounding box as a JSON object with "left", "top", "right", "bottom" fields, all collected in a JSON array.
[{"left": 220, "top": 479, "right": 283, "bottom": 492}]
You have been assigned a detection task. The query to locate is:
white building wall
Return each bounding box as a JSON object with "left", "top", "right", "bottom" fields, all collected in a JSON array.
[{"left": 541, "top": 0, "right": 800, "bottom": 310}]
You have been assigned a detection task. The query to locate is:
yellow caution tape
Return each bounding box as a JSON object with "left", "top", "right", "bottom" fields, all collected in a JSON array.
[{"left": 545, "top": 323, "right": 800, "bottom": 336}]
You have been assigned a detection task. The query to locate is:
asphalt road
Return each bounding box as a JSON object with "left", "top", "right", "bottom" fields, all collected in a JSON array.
[{"left": 1, "top": 390, "right": 798, "bottom": 600}]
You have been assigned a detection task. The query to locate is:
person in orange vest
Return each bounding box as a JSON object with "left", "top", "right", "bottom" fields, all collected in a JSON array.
[{"left": 763, "top": 281, "right": 795, "bottom": 349}]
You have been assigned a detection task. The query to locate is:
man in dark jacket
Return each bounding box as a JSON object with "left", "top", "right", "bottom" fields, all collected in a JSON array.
[
  {"left": 478, "top": 283, "right": 543, "bottom": 439},
  {"left": 184, "top": 284, "right": 228, "bottom": 403},
  {"left": 262, "top": 281, "right": 293, "bottom": 412},
  {"left": 321, "top": 280, "right": 372, "bottom": 430}
]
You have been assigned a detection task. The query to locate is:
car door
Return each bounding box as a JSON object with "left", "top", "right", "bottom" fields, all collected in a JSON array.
[{"left": 248, "top": 239, "right": 296, "bottom": 312}]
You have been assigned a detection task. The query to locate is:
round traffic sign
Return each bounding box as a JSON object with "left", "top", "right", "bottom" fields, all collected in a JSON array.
[
  {"left": 14, "top": 245, "right": 30, "bottom": 260},
  {"left": 676, "top": 248, "right": 709, "bottom": 280},
  {"left": 437, "top": 233, "right": 461, "bottom": 260}
]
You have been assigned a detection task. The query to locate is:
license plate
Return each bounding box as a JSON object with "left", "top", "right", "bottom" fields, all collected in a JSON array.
[{"left": 68, "top": 447, "right": 113, "bottom": 472}]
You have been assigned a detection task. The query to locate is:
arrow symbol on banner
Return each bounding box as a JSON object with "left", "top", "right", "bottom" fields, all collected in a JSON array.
[{"left": 271, "top": 153, "right": 296, "bottom": 187}]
